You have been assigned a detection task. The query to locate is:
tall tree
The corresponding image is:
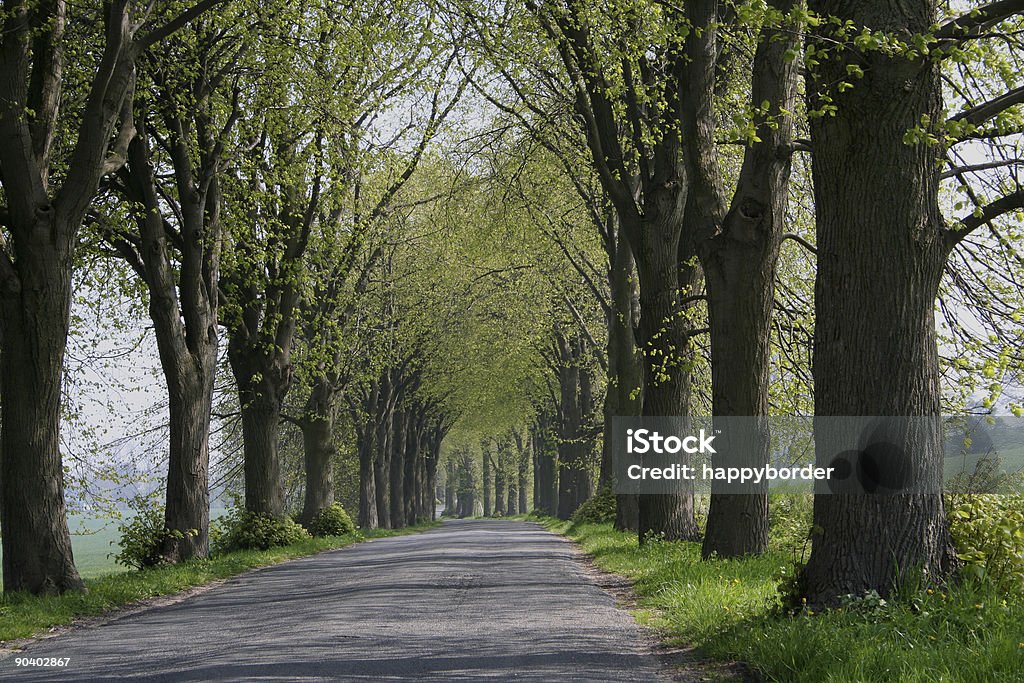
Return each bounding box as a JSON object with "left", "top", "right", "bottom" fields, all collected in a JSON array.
[
  {"left": 104, "top": 12, "right": 248, "bottom": 561},
  {"left": 0, "top": 0, "right": 222, "bottom": 594},
  {"left": 526, "top": 0, "right": 705, "bottom": 541},
  {"left": 800, "top": 0, "right": 1024, "bottom": 603},
  {"left": 677, "top": 0, "right": 804, "bottom": 558}
]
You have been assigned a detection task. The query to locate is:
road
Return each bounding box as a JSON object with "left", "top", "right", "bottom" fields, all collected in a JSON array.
[{"left": 0, "top": 520, "right": 672, "bottom": 682}]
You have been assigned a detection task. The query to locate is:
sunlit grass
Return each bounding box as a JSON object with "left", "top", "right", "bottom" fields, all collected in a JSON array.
[{"left": 538, "top": 517, "right": 1024, "bottom": 683}]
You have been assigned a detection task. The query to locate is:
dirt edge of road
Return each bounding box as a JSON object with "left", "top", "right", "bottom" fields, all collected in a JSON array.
[{"left": 539, "top": 522, "right": 756, "bottom": 683}]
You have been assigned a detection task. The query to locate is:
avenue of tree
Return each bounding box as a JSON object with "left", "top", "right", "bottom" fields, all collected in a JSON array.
[{"left": 1, "top": 0, "right": 1023, "bottom": 612}]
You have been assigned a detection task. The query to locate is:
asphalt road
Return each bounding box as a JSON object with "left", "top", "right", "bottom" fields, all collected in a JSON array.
[{"left": 0, "top": 520, "right": 670, "bottom": 682}]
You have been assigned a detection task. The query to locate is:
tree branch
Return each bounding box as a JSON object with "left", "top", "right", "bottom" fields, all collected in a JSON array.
[
  {"left": 949, "top": 84, "right": 1024, "bottom": 127},
  {"left": 944, "top": 187, "right": 1024, "bottom": 249},
  {"left": 782, "top": 232, "right": 818, "bottom": 255},
  {"left": 135, "top": 0, "right": 230, "bottom": 52},
  {"left": 936, "top": 0, "right": 1024, "bottom": 45}
]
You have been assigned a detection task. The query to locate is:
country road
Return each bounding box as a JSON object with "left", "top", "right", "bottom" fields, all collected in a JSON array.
[{"left": 0, "top": 520, "right": 673, "bottom": 682}]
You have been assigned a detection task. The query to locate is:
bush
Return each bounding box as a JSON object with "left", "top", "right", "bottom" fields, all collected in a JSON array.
[
  {"left": 307, "top": 503, "right": 355, "bottom": 537},
  {"left": 571, "top": 487, "right": 617, "bottom": 524},
  {"left": 213, "top": 508, "right": 310, "bottom": 553},
  {"left": 768, "top": 493, "right": 814, "bottom": 554},
  {"left": 948, "top": 494, "right": 1024, "bottom": 596},
  {"left": 115, "top": 498, "right": 200, "bottom": 570},
  {"left": 115, "top": 504, "right": 168, "bottom": 570}
]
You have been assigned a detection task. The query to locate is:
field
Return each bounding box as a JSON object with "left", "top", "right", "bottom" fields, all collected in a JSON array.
[{"left": 0, "top": 508, "right": 230, "bottom": 588}]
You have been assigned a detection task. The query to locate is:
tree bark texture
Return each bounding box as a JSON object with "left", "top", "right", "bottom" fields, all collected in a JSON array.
[{"left": 799, "top": 0, "right": 955, "bottom": 604}]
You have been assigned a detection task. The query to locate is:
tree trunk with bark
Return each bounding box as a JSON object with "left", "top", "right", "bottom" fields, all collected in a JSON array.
[
  {"left": 444, "top": 456, "right": 455, "bottom": 517},
  {"left": 357, "top": 418, "right": 379, "bottom": 529},
  {"left": 518, "top": 440, "right": 529, "bottom": 515},
  {"left": 556, "top": 332, "right": 590, "bottom": 520},
  {"left": 679, "top": 0, "right": 801, "bottom": 559},
  {"left": 389, "top": 410, "right": 407, "bottom": 528},
  {"left": 604, "top": 227, "right": 643, "bottom": 531},
  {"left": 228, "top": 348, "right": 289, "bottom": 518},
  {"left": 374, "top": 407, "right": 392, "bottom": 529},
  {"left": 299, "top": 378, "right": 337, "bottom": 527},
  {"left": 114, "top": 91, "right": 230, "bottom": 562},
  {"left": 0, "top": 0, "right": 152, "bottom": 595},
  {"left": 531, "top": 414, "right": 558, "bottom": 515},
  {"left": 507, "top": 479, "right": 518, "bottom": 516},
  {"left": 629, "top": 210, "right": 701, "bottom": 543},
  {"left": 482, "top": 441, "right": 492, "bottom": 517},
  {"left": 799, "top": 0, "right": 955, "bottom": 604},
  {"left": 494, "top": 441, "right": 507, "bottom": 516},
  {"left": 399, "top": 413, "right": 415, "bottom": 528},
  {"left": 0, "top": 217, "right": 83, "bottom": 594},
  {"left": 426, "top": 424, "right": 442, "bottom": 521}
]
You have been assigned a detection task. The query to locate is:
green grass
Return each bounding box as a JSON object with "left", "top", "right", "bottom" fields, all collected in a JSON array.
[
  {"left": 0, "top": 522, "right": 439, "bottom": 644},
  {"left": 538, "top": 517, "right": 1024, "bottom": 683}
]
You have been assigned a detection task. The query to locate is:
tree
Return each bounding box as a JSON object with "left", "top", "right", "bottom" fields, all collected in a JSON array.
[
  {"left": 103, "top": 11, "right": 249, "bottom": 562},
  {"left": 678, "top": 0, "right": 804, "bottom": 559},
  {"left": 524, "top": 0, "right": 708, "bottom": 541},
  {"left": 0, "top": 0, "right": 223, "bottom": 595},
  {"left": 799, "top": 0, "right": 1024, "bottom": 604}
]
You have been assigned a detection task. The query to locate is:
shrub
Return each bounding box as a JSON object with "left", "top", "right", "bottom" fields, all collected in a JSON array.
[
  {"left": 768, "top": 493, "right": 814, "bottom": 555},
  {"left": 571, "top": 487, "right": 617, "bottom": 524},
  {"left": 115, "top": 498, "right": 200, "bottom": 570},
  {"left": 213, "top": 508, "right": 310, "bottom": 553},
  {"left": 307, "top": 503, "right": 355, "bottom": 537},
  {"left": 948, "top": 494, "right": 1024, "bottom": 596},
  {"left": 115, "top": 504, "right": 169, "bottom": 570}
]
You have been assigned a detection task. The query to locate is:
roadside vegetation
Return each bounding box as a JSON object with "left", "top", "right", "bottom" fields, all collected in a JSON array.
[{"left": 537, "top": 493, "right": 1024, "bottom": 682}]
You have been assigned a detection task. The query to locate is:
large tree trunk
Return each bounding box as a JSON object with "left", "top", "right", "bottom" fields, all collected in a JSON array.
[
  {"left": 630, "top": 213, "right": 701, "bottom": 543},
  {"left": 162, "top": 363, "right": 215, "bottom": 562},
  {"left": 518, "top": 443, "right": 529, "bottom": 515},
  {"left": 358, "top": 425, "right": 379, "bottom": 529},
  {"left": 404, "top": 413, "right": 421, "bottom": 525},
  {"left": 238, "top": 392, "right": 285, "bottom": 518},
  {"left": 373, "top": 410, "right": 392, "bottom": 529},
  {"left": 482, "top": 442, "right": 492, "bottom": 517},
  {"left": 556, "top": 333, "right": 590, "bottom": 520},
  {"left": 603, "top": 228, "right": 643, "bottom": 531},
  {"left": 0, "top": 219, "right": 83, "bottom": 594},
  {"left": 0, "top": 0, "right": 143, "bottom": 596},
  {"left": 494, "top": 446, "right": 507, "bottom": 516},
  {"left": 696, "top": 0, "right": 799, "bottom": 559},
  {"left": 444, "top": 457, "right": 455, "bottom": 517},
  {"left": 507, "top": 478, "right": 518, "bottom": 516},
  {"left": 300, "top": 379, "right": 337, "bottom": 527},
  {"left": 228, "top": 338, "right": 291, "bottom": 519},
  {"left": 118, "top": 128, "right": 222, "bottom": 564},
  {"left": 531, "top": 416, "right": 558, "bottom": 515},
  {"left": 426, "top": 427, "right": 442, "bottom": 521},
  {"left": 799, "top": 0, "right": 954, "bottom": 604}
]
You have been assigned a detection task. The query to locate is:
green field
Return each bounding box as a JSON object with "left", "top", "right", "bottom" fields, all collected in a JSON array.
[
  {"left": 0, "top": 515, "right": 125, "bottom": 586},
  {"left": 1, "top": 508, "right": 230, "bottom": 587}
]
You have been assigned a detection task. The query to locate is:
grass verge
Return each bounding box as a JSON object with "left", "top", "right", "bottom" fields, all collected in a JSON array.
[
  {"left": 538, "top": 516, "right": 1024, "bottom": 683},
  {"left": 0, "top": 522, "right": 439, "bottom": 644}
]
